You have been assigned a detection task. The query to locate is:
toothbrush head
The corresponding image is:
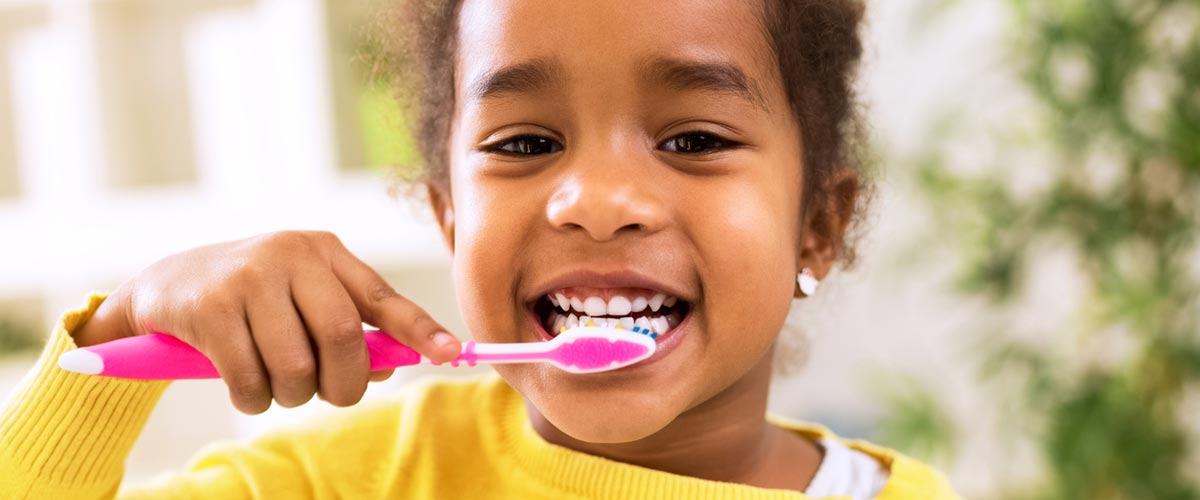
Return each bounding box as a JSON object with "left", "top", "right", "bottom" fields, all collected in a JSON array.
[{"left": 546, "top": 325, "right": 657, "bottom": 374}]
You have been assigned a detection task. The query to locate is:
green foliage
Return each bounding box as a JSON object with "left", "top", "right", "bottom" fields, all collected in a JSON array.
[
  {"left": 888, "top": 0, "right": 1200, "bottom": 497},
  {"left": 357, "top": 79, "right": 419, "bottom": 172},
  {"left": 347, "top": 1, "right": 419, "bottom": 173},
  {"left": 869, "top": 373, "right": 960, "bottom": 465},
  {"left": 0, "top": 318, "right": 43, "bottom": 357}
]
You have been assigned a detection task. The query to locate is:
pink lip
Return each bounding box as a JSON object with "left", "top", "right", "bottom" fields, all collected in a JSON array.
[{"left": 526, "top": 269, "right": 694, "bottom": 305}]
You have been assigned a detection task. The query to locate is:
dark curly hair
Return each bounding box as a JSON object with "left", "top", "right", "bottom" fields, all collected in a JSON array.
[{"left": 381, "top": 0, "right": 872, "bottom": 268}]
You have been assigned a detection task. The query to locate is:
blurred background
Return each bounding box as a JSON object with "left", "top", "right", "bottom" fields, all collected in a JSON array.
[{"left": 0, "top": 0, "right": 1196, "bottom": 498}]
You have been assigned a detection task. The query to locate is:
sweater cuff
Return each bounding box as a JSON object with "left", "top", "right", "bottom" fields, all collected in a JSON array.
[{"left": 0, "top": 292, "right": 170, "bottom": 493}]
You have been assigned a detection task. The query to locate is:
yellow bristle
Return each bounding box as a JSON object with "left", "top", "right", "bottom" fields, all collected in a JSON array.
[
  {"left": 585, "top": 321, "right": 595, "bottom": 327},
  {"left": 614, "top": 324, "right": 623, "bottom": 329},
  {"left": 559, "top": 326, "right": 567, "bottom": 333}
]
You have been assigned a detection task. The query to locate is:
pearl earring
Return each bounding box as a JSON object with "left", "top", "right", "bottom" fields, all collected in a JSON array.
[{"left": 797, "top": 268, "right": 819, "bottom": 297}]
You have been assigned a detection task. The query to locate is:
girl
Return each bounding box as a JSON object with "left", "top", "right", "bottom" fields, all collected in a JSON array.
[{"left": 1, "top": 0, "right": 960, "bottom": 498}]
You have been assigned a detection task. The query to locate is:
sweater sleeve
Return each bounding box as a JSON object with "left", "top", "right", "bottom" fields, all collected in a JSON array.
[{"left": 0, "top": 293, "right": 171, "bottom": 500}]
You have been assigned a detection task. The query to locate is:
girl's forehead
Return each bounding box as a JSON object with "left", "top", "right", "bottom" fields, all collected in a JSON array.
[{"left": 455, "top": 0, "right": 777, "bottom": 98}]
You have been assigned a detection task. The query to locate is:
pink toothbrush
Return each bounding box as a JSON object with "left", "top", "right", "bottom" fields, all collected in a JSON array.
[{"left": 56, "top": 325, "right": 656, "bottom": 380}]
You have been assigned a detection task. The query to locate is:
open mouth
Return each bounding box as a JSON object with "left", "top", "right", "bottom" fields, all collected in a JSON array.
[{"left": 531, "top": 287, "right": 692, "bottom": 340}]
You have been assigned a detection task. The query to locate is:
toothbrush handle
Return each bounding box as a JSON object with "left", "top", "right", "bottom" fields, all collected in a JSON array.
[
  {"left": 67, "top": 331, "right": 425, "bottom": 380},
  {"left": 81, "top": 333, "right": 220, "bottom": 379},
  {"left": 362, "top": 330, "right": 423, "bottom": 371}
]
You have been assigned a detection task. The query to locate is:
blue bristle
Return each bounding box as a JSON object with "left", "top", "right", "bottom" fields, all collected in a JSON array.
[{"left": 651, "top": 333, "right": 658, "bottom": 339}]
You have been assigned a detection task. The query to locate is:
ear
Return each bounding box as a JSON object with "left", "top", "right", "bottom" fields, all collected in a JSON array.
[
  {"left": 798, "top": 167, "right": 860, "bottom": 281},
  {"left": 426, "top": 182, "right": 456, "bottom": 254}
]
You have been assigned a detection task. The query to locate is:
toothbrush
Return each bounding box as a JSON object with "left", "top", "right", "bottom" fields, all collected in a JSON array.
[{"left": 56, "top": 325, "right": 657, "bottom": 380}]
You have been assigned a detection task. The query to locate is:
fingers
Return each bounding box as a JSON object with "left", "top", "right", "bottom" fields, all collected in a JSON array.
[
  {"left": 369, "top": 368, "right": 395, "bottom": 382},
  {"left": 197, "top": 306, "right": 273, "bottom": 415},
  {"left": 291, "top": 266, "right": 370, "bottom": 407},
  {"left": 330, "top": 248, "right": 461, "bottom": 363},
  {"left": 246, "top": 288, "right": 318, "bottom": 408},
  {"left": 169, "top": 231, "right": 441, "bottom": 414}
]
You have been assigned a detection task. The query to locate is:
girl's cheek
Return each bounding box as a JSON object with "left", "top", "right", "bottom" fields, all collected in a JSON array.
[
  {"left": 686, "top": 177, "right": 798, "bottom": 343},
  {"left": 686, "top": 170, "right": 796, "bottom": 268},
  {"left": 450, "top": 176, "right": 542, "bottom": 342},
  {"left": 449, "top": 178, "right": 502, "bottom": 338}
]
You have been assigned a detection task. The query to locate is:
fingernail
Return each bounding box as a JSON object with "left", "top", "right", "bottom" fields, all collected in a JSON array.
[{"left": 431, "top": 331, "right": 456, "bottom": 348}]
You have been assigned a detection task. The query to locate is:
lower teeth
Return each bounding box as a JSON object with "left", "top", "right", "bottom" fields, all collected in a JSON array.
[{"left": 545, "top": 311, "right": 676, "bottom": 337}]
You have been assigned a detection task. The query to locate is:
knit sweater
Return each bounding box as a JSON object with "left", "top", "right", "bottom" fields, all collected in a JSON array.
[{"left": 0, "top": 293, "right": 960, "bottom": 499}]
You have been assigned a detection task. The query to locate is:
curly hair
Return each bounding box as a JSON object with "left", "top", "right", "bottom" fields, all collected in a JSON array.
[{"left": 381, "top": 0, "right": 872, "bottom": 268}]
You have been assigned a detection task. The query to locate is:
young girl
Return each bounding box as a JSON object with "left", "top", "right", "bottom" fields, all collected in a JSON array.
[{"left": 1, "top": 0, "right": 960, "bottom": 498}]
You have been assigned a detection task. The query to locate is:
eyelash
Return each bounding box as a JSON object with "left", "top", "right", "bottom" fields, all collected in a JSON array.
[
  {"left": 482, "top": 131, "right": 739, "bottom": 156},
  {"left": 483, "top": 135, "right": 563, "bottom": 156}
]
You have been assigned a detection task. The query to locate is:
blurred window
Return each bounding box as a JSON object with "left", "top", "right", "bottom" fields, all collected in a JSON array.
[
  {"left": 93, "top": 0, "right": 251, "bottom": 189},
  {"left": 0, "top": 5, "right": 47, "bottom": 199}
]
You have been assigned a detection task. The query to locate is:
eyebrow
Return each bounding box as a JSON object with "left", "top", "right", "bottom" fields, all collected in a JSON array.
[
  {"left": 640, "top": 56, "right": 768, "bottom": 111},
  {"left": 465, "top": 56, "right": 768, "bottom": 111},
  {"left": 466, "top": 58, "right": 565, "bottom": 102}
]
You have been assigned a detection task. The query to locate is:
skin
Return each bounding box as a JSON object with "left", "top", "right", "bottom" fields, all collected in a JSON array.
[
  {"left": 75, "top": 0, "right": 860, "bottom": 492},
  {"left": 429, "top": 0, "right": 858, "bottom": 491}
]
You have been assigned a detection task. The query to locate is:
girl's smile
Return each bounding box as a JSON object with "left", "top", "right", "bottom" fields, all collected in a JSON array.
[{"left": 526, "top": 274, "right": 695, "bottom": 364}]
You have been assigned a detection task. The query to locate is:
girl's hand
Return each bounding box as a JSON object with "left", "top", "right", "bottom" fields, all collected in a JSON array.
[{"left": 73, "top": 231, "right": 462, "bottom": 414}]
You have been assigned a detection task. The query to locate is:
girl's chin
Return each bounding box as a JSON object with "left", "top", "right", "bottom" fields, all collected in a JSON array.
[
  {"left": 524, "top": 389, "right": 683, "bottom": 444},
  {"left": 493, "top": 348, "right": 698, "bottom": 443}
]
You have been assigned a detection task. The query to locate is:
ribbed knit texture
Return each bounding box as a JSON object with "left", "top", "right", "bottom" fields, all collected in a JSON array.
[
  {"left": 0, "top": 293, "right": 170, "bottom": 499},
  {"left": 1, "top": 294, "right": 960, "bottom": 499}
]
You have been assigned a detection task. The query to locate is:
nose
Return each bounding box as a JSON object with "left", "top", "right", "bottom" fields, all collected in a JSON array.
[{"left": 546, "top": 162, "right": 668, "bottom": 242}]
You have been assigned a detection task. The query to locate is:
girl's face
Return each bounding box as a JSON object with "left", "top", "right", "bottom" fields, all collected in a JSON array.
[{"left": 442, "top": 0, "right": 806, "bottom": 443}]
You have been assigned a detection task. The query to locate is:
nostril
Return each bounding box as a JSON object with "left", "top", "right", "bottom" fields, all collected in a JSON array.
[{"left": 546, "top": 180, "right": 667, "bottom": 240}]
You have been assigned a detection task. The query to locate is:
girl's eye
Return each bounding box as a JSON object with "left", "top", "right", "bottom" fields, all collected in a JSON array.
[
  {"left": 659, "top": 132, "right": 736, "bottom": 154},
  {"left": 485, "top": 135, "right": 563, "bottom": 156}
]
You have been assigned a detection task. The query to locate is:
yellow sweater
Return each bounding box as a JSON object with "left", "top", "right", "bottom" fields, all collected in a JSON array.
[{"left": 0, "top": 294, "right": 960, "bottom": 499}]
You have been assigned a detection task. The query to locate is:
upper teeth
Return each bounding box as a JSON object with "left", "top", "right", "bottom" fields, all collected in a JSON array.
[
  {"left": 549, "top": 292, "right": 679, "bottom": 316},
  {"left": 648, "top": 293, "right": 665, "bottom": 312},
  {"left": 583, "top": 297, "right": 607, "bottom": 317},
  {"left": 608, "top": 296, "right": 632, "bottom": 315}
]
